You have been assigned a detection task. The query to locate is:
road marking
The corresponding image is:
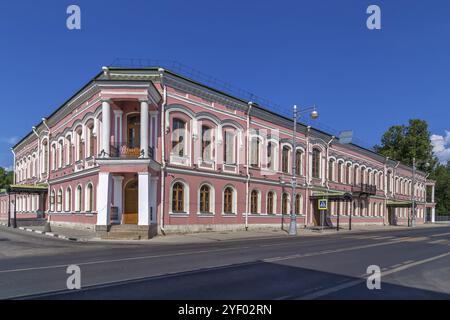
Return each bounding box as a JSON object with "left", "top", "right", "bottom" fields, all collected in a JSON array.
[
  {"left": 428, "top": 239, "right": 449, "bottom": 244},
  {"left": 263, "top": 238, "right": 408, "bottom": 263},
  {"left": 297, "top": 251, "right": 450, "bottom": 300},
  {"left": 372, "top": 236, "right": 395, "bottom": 240},
  {"left": 430, "top": 232, "right": 450, "bottom": 238},
  {"left": 0, "top": 246, "right": 251, "bottom": 274}
]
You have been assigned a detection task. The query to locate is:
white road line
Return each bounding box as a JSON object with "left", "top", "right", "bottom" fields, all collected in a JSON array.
[
  {"left": 297, "top": 251, "right": 450, "bottom": 300},
  {"left": 0, "top": 246, "right": 251, "bottom": 274},
  {"left": 263, "top": 238, "right": 408, "bottom": 263},
  {"left": 428, "top": 239, "right": 449, "bottom": 244},
  {"left": 430, "top": 232, "right": 450, "bottom": 238}
]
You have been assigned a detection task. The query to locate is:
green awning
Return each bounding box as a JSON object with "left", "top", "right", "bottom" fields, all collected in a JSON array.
[
  {"left": 6, "top": 184, "right": 48, "bottom": 194},
  {"left": 310, "top": 191, "right": 349, "bottom": 200},
  {"left": 386, "top": 200, "right": 412, "bottom": 208}
]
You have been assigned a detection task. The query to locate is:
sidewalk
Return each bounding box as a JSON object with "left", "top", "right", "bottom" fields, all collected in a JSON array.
[{"left": 1, "top": 221, "right": 444, "bottom": 244}]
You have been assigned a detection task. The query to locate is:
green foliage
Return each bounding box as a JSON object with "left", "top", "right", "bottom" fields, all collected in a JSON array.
[
  {"left": 375, "top": 119, "right": 449, "bottom": 214},
  {"left": 0, "top": 167, "right": 13, "bottom": 190},
  {"left": 374, "top": 119, "right": 437, "bottom": 172},
  {"left": 429, "top": 162, "right": 450, "bottom": 215}
]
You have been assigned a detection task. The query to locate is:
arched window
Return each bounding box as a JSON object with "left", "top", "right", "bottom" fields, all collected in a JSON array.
[
  {"left": 346, "top": 163, "right": 351, "bottom": 184},
  {"left": 172, "top": 182, "right": 184, "bottom": 212},
  {"left": 57, "top": 189, "right": 63, "bottom": 212},
  {"left": 328, "top": 159, "right": 335, "bottom": 181},
  {"left": 172, "top": 119, "right": 186, "bottom": 157},
  {"left": 267, "top": 191, "right": 275, "bottom": 214},
  {"left": 75, "top": 185, "right": 82, "bottom": 212},
  {"left": 86, "top": 122, "right": 96, "bottom": 158},
  {"left": 199, "top": 184, "right": 211, "bottom": 213},
  {"left": 250, "top": 137, "right": 260, "bottom": 168},
  {"left": 387, "top": 172, "right": 392, "bottom": 192},
  {"left": 224, "top": 130, "right": 236, "bottom": 165},
  {"left": 76, "top": 128, "right": 83, "bottom": 161},
  {"left": 282, "top": 146, "right": 290, "bottom": 174},
  {"left": 85, "top": 184, "right": 94, "bottom": 212},
  {"left": 312, "top": 148, "right": 321, "bottom": 178},
  {"left": 250, "top": 190, "right": 259, "bottom": 214},
  {"left": 201, "top": 126, "right": 213, "bottom": 162},
  {"left": 295, "top": 194, "right": 302, "bottom": 215},
  {"left": 360, "top": 168, "right": 365, "bottom": 184},
  {"left": 58, "top": 140, "right": 64, "bottom": 168},
  {"left": 42, "top": 140, "right": 48, "bottom": 174},
  {"left": 51, "top": 144, "right": 57, "bottom": 171},
  {"left": 66, "top": 136, "right": 72, "bottom": 166},
  {"left": 65, "top": 187, "right": 72, "bottom": 212},
  {"left": 353, "top": 166, "right": 359, "bottom": 185},
  {"left": 282, "top": 193, "right": 289, "bottom": 215},
  {"left": 223, "top": 187, "right": 234, "bottom": 214},
  {"left": 295, "top": 150, "right": 302, "bottom": 175},
  {"left": 267, "top": 142, "right": 274, "bottom": 170},
  {"left": 338, "top": 162, "right": 343, "bottom": 183}
]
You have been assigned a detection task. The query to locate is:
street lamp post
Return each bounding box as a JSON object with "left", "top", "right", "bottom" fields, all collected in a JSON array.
[{"left": 289, "top": 105, "right": 318, "bottom": 236}]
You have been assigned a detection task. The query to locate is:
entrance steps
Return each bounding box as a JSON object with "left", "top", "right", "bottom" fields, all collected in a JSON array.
[{"left": 100, "top": 224, "right": 158, "bottom": 240}]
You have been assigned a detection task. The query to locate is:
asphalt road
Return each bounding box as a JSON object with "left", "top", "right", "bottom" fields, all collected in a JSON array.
[{"left": 1, "top": 225, "right": 450, "bottom": 300}]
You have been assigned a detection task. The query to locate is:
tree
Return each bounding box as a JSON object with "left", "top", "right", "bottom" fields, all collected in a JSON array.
[
  {"left": 375, "top": 119, "right": 449, "bottom": 214},
  {"left": 0, "top": 167, "right": 13, "bottom": 190},
  {"left": 374, "top": 119, "right": 437, "bottom": 172}
]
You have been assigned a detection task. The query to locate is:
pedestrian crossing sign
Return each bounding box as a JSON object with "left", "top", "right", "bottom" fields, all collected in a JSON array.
[{"left": 318, "top": 199, "right": 328, "bottom": 210}]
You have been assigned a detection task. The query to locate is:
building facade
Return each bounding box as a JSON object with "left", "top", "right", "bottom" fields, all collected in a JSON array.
[{"left": 0, "top": 67, "right": 437, "bottom": 237}]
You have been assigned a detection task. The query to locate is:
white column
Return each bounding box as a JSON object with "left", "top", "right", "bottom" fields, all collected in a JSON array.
[
  {"left": 113, "top": 110, "right": 123, "bottom": 146},
  {"left": 138, "top": 172, "right": 150, "bottom": 226},
  {"left": 112, "top": 176, "right": 124, "bottom": 223},
  {"left": 140, "top": 100, "right": 149, "bottom": 158},
  {"left": 96, "top": 172, "right": 111, "bottom": 227},
  {"left": 101, "top": 99, "right": 111, "bottom": 158},
  {"left": 431, "top": 207, "right": 436, "bottom": 223}
]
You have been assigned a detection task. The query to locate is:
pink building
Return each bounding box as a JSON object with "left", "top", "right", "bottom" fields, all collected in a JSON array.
[{"left": 0, "top": 67, "right": 437, "bottom": 238}]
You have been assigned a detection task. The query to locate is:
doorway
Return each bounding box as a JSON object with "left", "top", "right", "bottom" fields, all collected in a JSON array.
[
  {"left": 388, "top": 207, "right": 396, "bottom": 225},
  {"left": 124, "top": 179, "right": 138, "bottom": 224},
  {"left": 127, "top": 114, "right": 140, "bottom": 148}
]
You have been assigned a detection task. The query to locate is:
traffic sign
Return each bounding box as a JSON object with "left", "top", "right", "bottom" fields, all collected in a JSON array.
[{"left": 318, "top": 199, "right": 328, "bottom": 210}]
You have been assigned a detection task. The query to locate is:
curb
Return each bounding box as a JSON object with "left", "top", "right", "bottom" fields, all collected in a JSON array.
[{"left": 11, "top": 225, "right": 79, "bottom": 242}]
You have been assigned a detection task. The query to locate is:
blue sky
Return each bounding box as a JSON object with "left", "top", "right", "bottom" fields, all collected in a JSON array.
[{"left": 1, "top": 0, "right": 450, "bottom": 168}]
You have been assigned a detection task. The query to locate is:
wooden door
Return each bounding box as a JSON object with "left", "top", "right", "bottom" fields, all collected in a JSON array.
[{"left": 124, "top": 180, "right": 138, "bottom": 224}]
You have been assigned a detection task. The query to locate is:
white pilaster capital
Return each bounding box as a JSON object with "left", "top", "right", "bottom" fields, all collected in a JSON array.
[{"left": 112, "top": 175, "right": 125, "bottom": 182}]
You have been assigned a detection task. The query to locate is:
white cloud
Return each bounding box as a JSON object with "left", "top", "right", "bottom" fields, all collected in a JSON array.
[
  {"left": 431, "top": 131, "right": 450, "bottom": 163},
  {"left": 0, "top": 136, "right": 19, "bottom": 145}
]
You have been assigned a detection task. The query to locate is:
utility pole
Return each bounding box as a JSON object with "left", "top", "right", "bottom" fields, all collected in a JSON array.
[
  {"left": 288, "top": 105, "right": 298, "bottom": 236},
  {"left": 288, "top": 104, "right": 318, "bottom": 236}
]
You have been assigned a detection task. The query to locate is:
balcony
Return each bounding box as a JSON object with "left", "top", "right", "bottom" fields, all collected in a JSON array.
[
  {"left": 109, "top": 143, "right": 154, "bottom": 159},
  {"left": 352, "top": 183, "right": 377, "bottom": 196}
]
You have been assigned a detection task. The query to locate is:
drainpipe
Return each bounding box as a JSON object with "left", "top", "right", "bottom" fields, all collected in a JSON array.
[
  {"left": 305, "top": 126, "right": 311, "bottom": 227},
  {"left": 32, "top": 127, "right": 40, "bottom": 183},
  {"left": 11, "top": 148, "right": 16, "bottom": 185},
  {"left": 42, "top": 118, "right": 51, "bottom": 183},
  {"left": 159, "top": 68, "right": 167, "bottom": 235},
  {"left": 42, "top": 118, "right": 51, "bottom": 229},
  {"left": 245, "top": 102, "right": 253, "bottom": 231}
]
